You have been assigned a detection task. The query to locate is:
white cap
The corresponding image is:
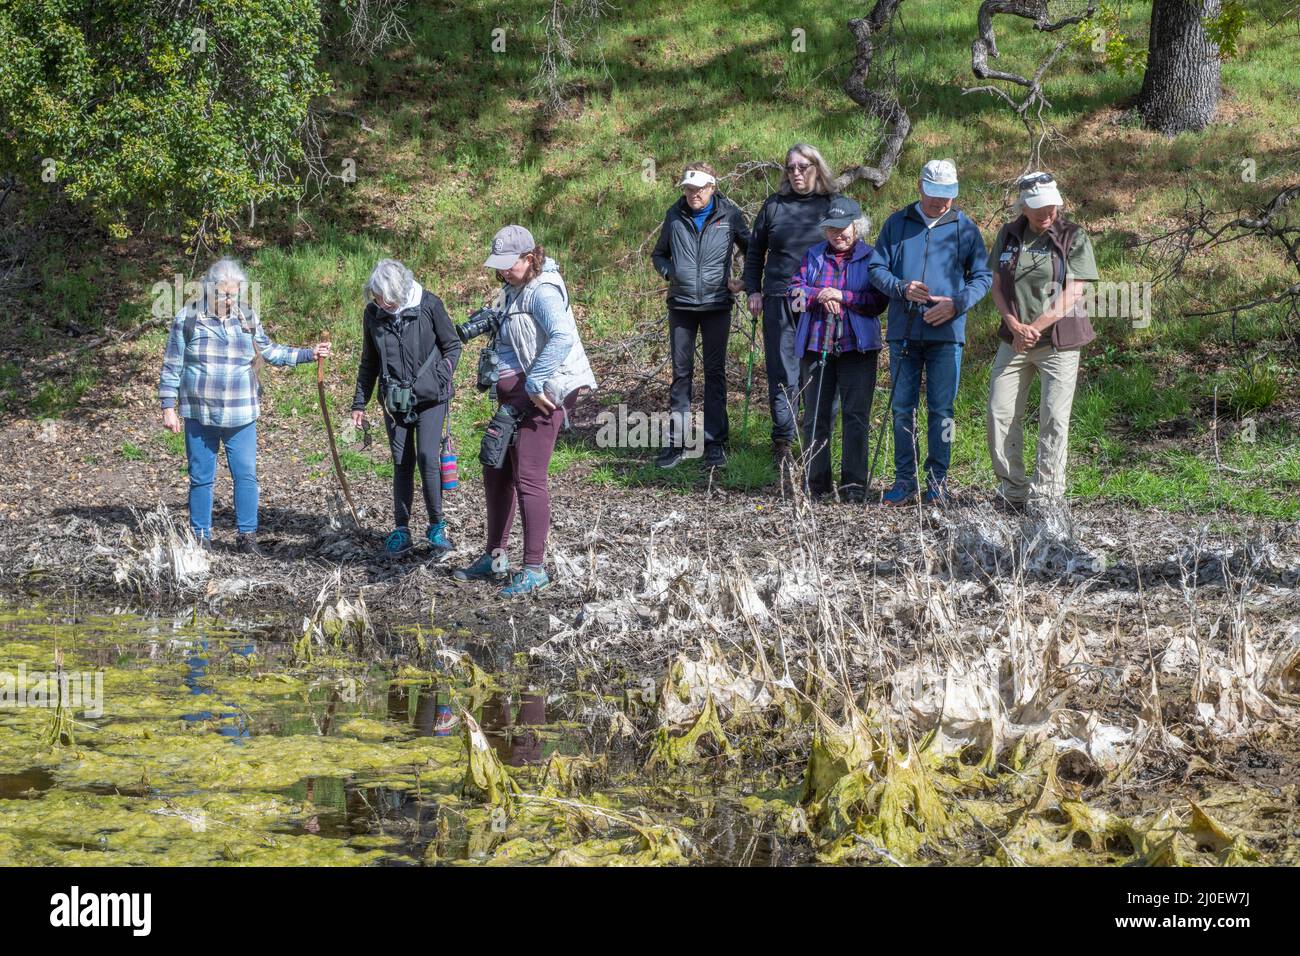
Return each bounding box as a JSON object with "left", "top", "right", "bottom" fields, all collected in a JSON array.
[
  {"left": 920, "top": 159, "right": 958, "bottom": 198},
  {"left": 1018, "top": 172, "right": 1063, "bottom": 209},
  {"left": 678, "top": 169, "right": 717, "bottom": 189}
]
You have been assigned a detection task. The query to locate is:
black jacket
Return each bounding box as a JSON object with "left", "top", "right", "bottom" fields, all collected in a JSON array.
[
  {"left": 743, "top": 190, "right": 845, "bottom": 297},
  {"left": 351, "top": 290, "right": 462, "bottom": 412},
  {"left": 651, "top": 194, "right": 749, "bottom": 311}
]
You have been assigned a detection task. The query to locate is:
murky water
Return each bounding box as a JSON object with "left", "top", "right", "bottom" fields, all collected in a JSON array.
[
  {"left": 3, "top": 599, "right": 1294, "bottom": 866},
  {"left": 0, "top": 602, "right": 788, "bottom": 865}
]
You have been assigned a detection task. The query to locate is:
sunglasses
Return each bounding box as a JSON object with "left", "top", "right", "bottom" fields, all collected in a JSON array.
[
  {"left": 1017, "top": 173, "right": 1056, "bottom": 189},
  {"left": 786, "top": 162, "right": 814, "bottom": 175}
]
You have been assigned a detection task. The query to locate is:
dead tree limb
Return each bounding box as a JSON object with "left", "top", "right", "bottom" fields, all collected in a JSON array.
[
  {"left": 964, "top": 1, "right": 1097, "bottom": 173},
  {"left": 1139, "top": 182, "right": 1300, "bottom": 357},
  {"left": 835, "top": 0, "right": 911, "bottom": 191}
]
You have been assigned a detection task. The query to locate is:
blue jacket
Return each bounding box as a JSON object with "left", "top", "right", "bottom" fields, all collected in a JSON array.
[
  {"left": 868, "top": 204, "right": 992, "bottom": 344},
  {"left": 790, "top": 239, "right": 890, "bottom": 355}
]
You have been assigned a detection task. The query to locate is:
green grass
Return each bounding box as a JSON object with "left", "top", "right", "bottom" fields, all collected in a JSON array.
[
  {"left": 9, "top": 0, "right": 1300, "bottom": 518},
  {"left": 119, "top": 442, "right": 145, "bottom": 462}
]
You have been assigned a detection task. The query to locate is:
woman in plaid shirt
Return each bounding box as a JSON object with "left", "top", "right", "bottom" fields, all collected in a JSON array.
[
  {"left": 159, "top": 258, "right": 330, "bottom": 556},
  {"left": 788, "top": 197, "right": 889, "bottom": 503}
]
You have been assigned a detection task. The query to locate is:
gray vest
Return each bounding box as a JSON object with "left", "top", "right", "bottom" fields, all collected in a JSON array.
[{"left": 499, "top": 264, "right": 597, "bottom": 404}]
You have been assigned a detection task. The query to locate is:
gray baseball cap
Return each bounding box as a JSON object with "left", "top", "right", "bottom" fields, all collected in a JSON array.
[{"left": 483, "top": 224, "right": 536, "bottom": 270}]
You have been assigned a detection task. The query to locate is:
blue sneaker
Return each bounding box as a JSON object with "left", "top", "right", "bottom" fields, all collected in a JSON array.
[
  {"left": 922, "top": 482, "right": 953, "bottom": 506},
  {"left": 426, "top": 521, "right": 454, "bottom": 559},
  {"left": 881, "top": 482, "right": 917, "bottom": 506},
  {"left": 453, "top": 552, "right": 506, "bottom": 582},
  {"left": 384, "top": 527, "right": 413, "bottom": 556},
  {"left": 499, "top": 566, "right": 549, "bottom": 597}
]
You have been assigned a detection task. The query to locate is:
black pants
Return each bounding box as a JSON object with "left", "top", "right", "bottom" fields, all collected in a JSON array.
[
  {"left": 667, "top": 306, "right": 730, "bottom": 448},
  {"left": 384, "top": 401, "right": 448, "bottom": 530},
  {"left": 799, "top": 349, "right": 879, "bottom": 495},
  {"left": 762, "top": 295, "right": 801, "bottom": 444}
]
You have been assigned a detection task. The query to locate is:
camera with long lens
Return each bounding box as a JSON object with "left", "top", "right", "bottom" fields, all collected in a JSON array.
[
  {"left": 456, "top": 306, "right": 505, "bottom": 344},
  {"left": 457, "top": 307, "right": 507, "bottom": 392}
]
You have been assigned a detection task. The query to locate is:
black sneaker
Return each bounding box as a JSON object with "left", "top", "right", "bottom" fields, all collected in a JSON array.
[
  {"left": 235, "top": 532, "right": 266, "bottom": 559},
  {"left": 839, "top": 484, "right": 865, "bottom": 504},
  {"left": 656, "top": 446, "right": 684, "bottom": 470},
  {"left": 704, "top": 444, "right": 727, "bottom": 469},
  {"left": 197, "top": 536, "right": 212, "bottom": 552}
]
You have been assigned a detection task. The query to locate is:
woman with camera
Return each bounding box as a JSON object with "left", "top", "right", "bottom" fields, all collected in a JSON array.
[
  {"left": 351, "top": 259, "right": 462, "bottom": 558},
  {"left": 452, "top": 225, "right": 596, "bottom": 597}
]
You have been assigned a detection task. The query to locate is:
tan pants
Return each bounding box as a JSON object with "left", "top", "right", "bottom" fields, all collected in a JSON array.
[{"left": 986, "top": 340, "right": 1081, "bottom": 503}]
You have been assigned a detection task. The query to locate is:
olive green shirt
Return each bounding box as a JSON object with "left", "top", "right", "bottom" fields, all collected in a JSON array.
[{"left": 989, "top": 223, "right": 1099, "bottom": 324}]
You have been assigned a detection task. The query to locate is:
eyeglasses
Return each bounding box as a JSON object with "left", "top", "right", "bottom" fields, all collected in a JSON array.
[
  {"left": 1017, "top": 173, "right": 1056, "bottom": 189},
  {"left": 786, "top": 162, "right": 814, "bottom": 175}
]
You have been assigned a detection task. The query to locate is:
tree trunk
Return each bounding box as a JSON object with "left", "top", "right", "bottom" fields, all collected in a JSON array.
[{"left": 1136, "top": 0, "right": 1222, "bottom": 133}]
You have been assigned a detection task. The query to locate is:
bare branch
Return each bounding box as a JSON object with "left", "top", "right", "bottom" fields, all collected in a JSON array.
[
  {"left": 835, "top": 0, "right": 911, "bottom": 191},
  {"left": 965, "top": 1, "right": 1097, "bottom": 173}
]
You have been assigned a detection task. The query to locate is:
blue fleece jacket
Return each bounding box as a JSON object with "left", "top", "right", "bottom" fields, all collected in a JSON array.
[{"left": 868, "top": 204, "right": 993, "bottom": 344}]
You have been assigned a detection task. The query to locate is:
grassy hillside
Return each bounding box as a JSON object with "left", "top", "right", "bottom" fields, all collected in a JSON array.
[{"left": 5, "top": 0, "right": 1299, "bottom": 517}]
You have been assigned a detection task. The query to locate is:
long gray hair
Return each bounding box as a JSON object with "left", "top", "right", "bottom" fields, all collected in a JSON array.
[{"left": 779, "top": 143, "right": 836, "bottom": 196}]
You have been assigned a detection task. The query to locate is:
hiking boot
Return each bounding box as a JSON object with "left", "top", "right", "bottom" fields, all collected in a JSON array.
[
  {"left": 656, "top": 446, "right": 684, "bottom": 470},
  {"left": 384, "top": 527, "right": 413, "bottom": 556},
  {"left": 235, "top": 532, "right": 266, "bottom": 558},
  {"left": 500, "top": 566, "right": 549, "bottom": 597},
  {"left": 426, "top": 521, "right": 454, "bottom": 560},
  {"left": 773, "top": 440, "right": 795, "bottom": 493},
  {"left": 704, "top": 444, "right": 727, "bottom": 469},
  {"left": 839, "top": 484, "right": 866, "bottom": 505},
  {"left": 196, "top": 535, "right": 212, "bottom": 552},
  {"left": 923, "top": 482, "right": 954, "bottom": 506},
  {"left": 993, "top": 493, "right": 1027, "bottom": 515},
  {"left": 881, "top": 482, "right": 917, "bottom": 506},
  {"left": 453, "top": 552, "right": 507, "bottom": 582}
]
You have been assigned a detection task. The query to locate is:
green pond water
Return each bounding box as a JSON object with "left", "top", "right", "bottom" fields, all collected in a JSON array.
[
  {"left": 0, "top": 601, "right": 790, "bottom": 866},
  {"left": 2, "top": 600, "right": 1291, "bottom": 867}
]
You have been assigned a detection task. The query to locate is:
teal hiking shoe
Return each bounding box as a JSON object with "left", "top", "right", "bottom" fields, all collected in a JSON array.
[
  {"left": 453, "top": 552, "right": 507, "bottom": 582},
  {"left": 384, "top": 527, "right": 413, "bottom": 556},
  {"left": 427, "top": 521, "right": 454, "bottom": 559},
  {"left": 499, "top": 566, "right": 549, "bottom": 597}
]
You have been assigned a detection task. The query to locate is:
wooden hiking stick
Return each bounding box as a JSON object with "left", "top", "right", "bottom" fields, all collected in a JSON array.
[{"left": 316, "top": 331, "right": 362, "bottom": 529}]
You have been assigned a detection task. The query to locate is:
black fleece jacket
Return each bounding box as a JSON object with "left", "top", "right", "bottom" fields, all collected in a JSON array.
[{"left": 352, "top": 290, "right": 462, "bottom": 412}]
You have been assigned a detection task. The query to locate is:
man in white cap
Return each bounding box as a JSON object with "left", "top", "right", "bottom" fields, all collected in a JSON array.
[{"left": 868, "top": 159, "right": 992, "bottom": 505}]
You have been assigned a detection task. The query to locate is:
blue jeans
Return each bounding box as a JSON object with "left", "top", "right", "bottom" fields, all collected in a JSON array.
[
  {"left": 888, "top": 341, "right": 962, "bottom": 489},
  {"left": 185, "top": 419, "right": 259, "bottom": 536}
]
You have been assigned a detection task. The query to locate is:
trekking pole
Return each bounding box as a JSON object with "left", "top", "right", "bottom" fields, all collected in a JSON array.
[
  {"left": 866, "top": 351, "right": 900, "bottom": 497},
  {"left": 739, "top": 298, "right": 759, "bottom": 447},
  {"left": 805, "top": 311, "right": 838, "bottom": 495}
]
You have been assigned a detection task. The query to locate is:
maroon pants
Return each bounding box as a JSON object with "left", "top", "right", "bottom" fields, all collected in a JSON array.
[{"left": 483, "top": 372, "right": 575, "bottom": 567}]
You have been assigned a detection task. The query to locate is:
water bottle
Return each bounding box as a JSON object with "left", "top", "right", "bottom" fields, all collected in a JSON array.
[{"left": 440, "top": 432, "right": 458, "bottom": 491}]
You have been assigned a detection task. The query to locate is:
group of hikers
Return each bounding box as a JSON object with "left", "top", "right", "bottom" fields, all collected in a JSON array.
[{"left": 158, "top": 142, "right": 1099, "bottom": 596}]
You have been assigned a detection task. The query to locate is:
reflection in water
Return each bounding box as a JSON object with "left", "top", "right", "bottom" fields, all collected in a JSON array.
[
  {"left": 389, "top": 682, "right": 457, "bottom": 738},
  {"left": 480, "top": 692, "right": 546, "bottom": 767},
  {"left": 181, "top": 639, "right": 254, "bottom": 738},
  {"left": 0, "top": 767, "right": 55, "bottom": 799}
]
